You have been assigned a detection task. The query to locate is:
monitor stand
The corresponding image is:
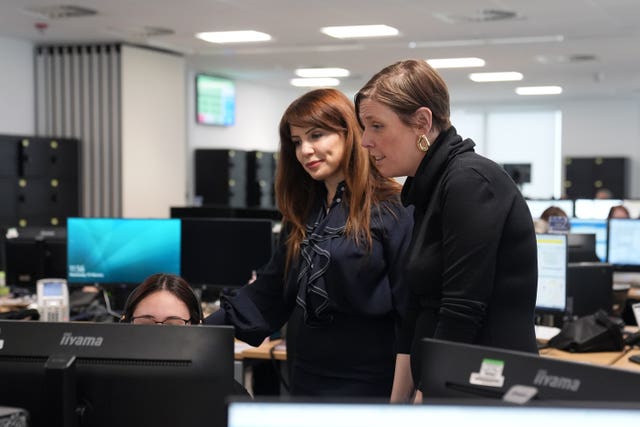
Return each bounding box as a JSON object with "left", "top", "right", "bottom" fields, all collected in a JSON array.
[{"left": 45, "top": 354, "right": 78, "bottom": 427}]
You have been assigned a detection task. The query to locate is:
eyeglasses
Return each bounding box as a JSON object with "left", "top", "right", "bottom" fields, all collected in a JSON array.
[{"left": 130, "top": 315, "right": 191, "bottom": 326}]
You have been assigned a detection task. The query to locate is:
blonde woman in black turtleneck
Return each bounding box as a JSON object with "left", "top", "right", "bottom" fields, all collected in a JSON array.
[{"left": 356, "top": 59, "right": 539, "bottom": 403}]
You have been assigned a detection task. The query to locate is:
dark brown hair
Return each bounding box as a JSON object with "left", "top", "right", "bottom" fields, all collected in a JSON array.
[
  {"left": 540, "top": 206, "right": 568, "bottom": 222},
  {"left": 276, "top": 88, "right": 401, "bottom": 268},
  {"left": 607, "top": 205, "right": 630, "bottom": 219},
  {"left": 121, "top": 273, "right": 202, "bottom": 324},
  {"left": 355, "top": 59, "right": 451, "bottom": 132}
]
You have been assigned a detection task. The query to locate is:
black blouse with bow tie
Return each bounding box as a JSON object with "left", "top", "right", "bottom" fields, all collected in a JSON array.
[{"left": 205, "top": 182, "right": 413, "bottom": 397}]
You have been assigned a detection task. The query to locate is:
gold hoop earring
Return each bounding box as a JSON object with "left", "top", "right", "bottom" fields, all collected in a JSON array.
[{"left": 416, "top": 134, "right": 431, "bottom": 152}]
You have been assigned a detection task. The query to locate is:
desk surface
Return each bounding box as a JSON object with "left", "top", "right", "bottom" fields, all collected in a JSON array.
[
  {"left": 611, "top": 348, "right": 640, "bottom": 371},
  {"left": 540, "top": 346, "right": 640, "bottom": 372},
  {"left": 539, "top": 347, "right": 626, "bottom": 366},
  {"left": 241, "top": 339, "right": 640, "bottom": 369},
  {"left": 235, "top": 339, "right": 286, "bottom": 361}
]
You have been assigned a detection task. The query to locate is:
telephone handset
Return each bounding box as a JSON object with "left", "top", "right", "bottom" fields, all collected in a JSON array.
[{"left": 36, "top": 278, "right": 70, "bottom": 322}]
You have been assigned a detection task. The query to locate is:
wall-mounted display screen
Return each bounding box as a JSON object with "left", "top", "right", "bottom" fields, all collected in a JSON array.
[
  {"left": 67, "top": 218, "right": 181, "bottom": 284},
  {"left": 196, "top": 74, "right": 235, "bottom": 126}
]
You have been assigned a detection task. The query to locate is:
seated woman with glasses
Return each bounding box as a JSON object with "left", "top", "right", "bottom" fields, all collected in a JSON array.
[
  {"left": 120, "top": 273, "right": 202, "bottom": 325},
  {"left": 121, "top": 273, "right": 250, "bottom": 395}
]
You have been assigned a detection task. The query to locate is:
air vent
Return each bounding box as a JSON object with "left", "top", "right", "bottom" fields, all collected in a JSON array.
[
  {"left": 140, "top": 26, "right": 175, "bottom": 37},
  {"left": 105, "top": 26, "right": 175, "bottom": 39},
  {"left": 23, "top": 5, "right": 98, "bottom": 20},
  {"left": 434, "top": 9, "right": 522, "bottom": 24},
  {"left": 568, "top": 54, "right": 597, "bottom": 63},
  {"left": 536, "top": 54, "right": 598, "bottom": 64}
]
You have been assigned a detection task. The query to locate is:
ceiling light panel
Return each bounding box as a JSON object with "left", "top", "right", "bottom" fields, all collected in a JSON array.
[
  {"left": 427, "top": 57, "right": 486, "bottom": 69},
  {"left": 295, "top": 68, "right": 350, "bottom": 78},
  {"left": 290, "top": 78, "right": 340, "bottom": 87},
  {"left": 516, "top": 86, "right": 563, "bottom": 95},
  {"left": 469, "top": 72, "right": 523, "bottom": 82},
  {"left": 195, "top": 31, "right": 271, "bottom": 44},
  {"left": 320, "top": 25, "right": 399, "bottom": 39}
]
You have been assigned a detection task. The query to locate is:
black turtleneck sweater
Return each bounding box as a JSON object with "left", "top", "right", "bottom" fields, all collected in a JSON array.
[{"left": 398, "top": 126, "right": 539, "bottom": 388}]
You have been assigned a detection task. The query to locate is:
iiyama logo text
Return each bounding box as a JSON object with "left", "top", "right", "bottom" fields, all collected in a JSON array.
[
  {"left": 533, "top": 369, "right": 580, "bottom": 391},
  {"left": 59, "top": 332, "right": 104, "bottom": 347}
]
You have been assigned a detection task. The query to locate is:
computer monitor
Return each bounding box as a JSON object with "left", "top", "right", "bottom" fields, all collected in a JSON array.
[
  {"left": 66, "top": 218, "right": 181, "bottom": 285},
  {"left": 568, "top": 218, "right": 608, "bottom": 262},
  {"left": 526, "top": 199, "right": 574, "bottom": 219},
  {"left": 170, "top": 205, "right": 282, "bottom": 222},
  {"left": 0, "top": 321, "right": 235, "bottom": 427},
  {"left": 607, "top": 218, "right": 640, "bottom": 271},
  {"left": 4, "top": 226, "right": 67, "bottom": 287},
  {"left": 227, "top": 399, "right": 640, "bottom": 427},
  {"left": 566, "top": 233, "right": 599, "bottom": 263},
  {"left": 622, "top": 199, "right": 640, "bottom": 218},
  {"left": 574, "top": 198, "right": 623, "bottom": 219},
  {"left": 535, "top": 234, "right": 567, "bottom": 313},
  {"left": 501, "top": 163, "right": 531, "bottom": 185},
  {"left": 567, "top": 262, "right": 613, "bottom": 317},
  {"left": 180, "top": 218, "right": 273, "bottom": 288},
  {"left": 420, "top": 338, "right": 640, "bottom": 402}
]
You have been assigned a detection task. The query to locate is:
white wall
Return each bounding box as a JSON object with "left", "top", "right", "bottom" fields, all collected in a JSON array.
[
  {"left": 121, "top": 46, "right": 187, "bottom": 218},
  {"left": 456, "top": 97, "right": 640, "bottom": 199},
  {"left": 452, "top": 107, "right": 561, "bottom": 199},
  {"left": 0, "top": 37, "right": 34, "bottom": 134},
  {"left": 561, "top": 98, "right": 640, "bottom": 197}
]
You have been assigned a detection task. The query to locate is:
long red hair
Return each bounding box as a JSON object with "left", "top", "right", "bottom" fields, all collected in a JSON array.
[{"left": 276, "top": 88, "right": 401, "bottom": 269}]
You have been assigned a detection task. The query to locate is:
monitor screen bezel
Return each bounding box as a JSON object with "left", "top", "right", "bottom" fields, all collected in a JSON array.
[
  {"left": 0, "top": 321, "right": 235, "bottom": 427},
  {"left": 420, "top": 338, "right": 640, "bottom": 403}
]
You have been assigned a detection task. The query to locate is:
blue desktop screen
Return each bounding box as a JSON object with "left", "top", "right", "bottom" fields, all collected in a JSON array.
[
  {"left": 608, "top": 219, "right": 640, "bottom": 267},
  {"left": 67, "top": 218, "right": 181, "bottom": 284},
  {"left": 569, "top": 218, "right": 608, "bottom": 261}
]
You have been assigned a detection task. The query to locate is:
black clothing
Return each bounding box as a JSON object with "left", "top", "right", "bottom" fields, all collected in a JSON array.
[
  {"left": 398, "top": 126, "right": 539, "bottom": 386},
  {"left": 205, "top": 183, "right": 413, "bottom": 397}
]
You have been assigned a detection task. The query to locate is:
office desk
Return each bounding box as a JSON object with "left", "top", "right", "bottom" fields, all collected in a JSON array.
[
  {"left": 540, "top": 346, "right": 640, "bottom": 374},
  {"left": 235, "top": 339, "right": 286, "bottom": 361},
  {"left": 611, "top": 348, "right": 640, "bottom": 371},
  {"left": 234, "top": 339, "right": 287, "bottom": 396},
  {"left": 539, "top": 347, "right": 626, "bottom": 366}
]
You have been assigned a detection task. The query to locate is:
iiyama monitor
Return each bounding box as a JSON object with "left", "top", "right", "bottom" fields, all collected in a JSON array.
[
  {"left": 420, "top": 338, "right": 640, "bottom": 402},
  {"left": 0, "top": 321, "right": 235, "bottom": 427}
]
